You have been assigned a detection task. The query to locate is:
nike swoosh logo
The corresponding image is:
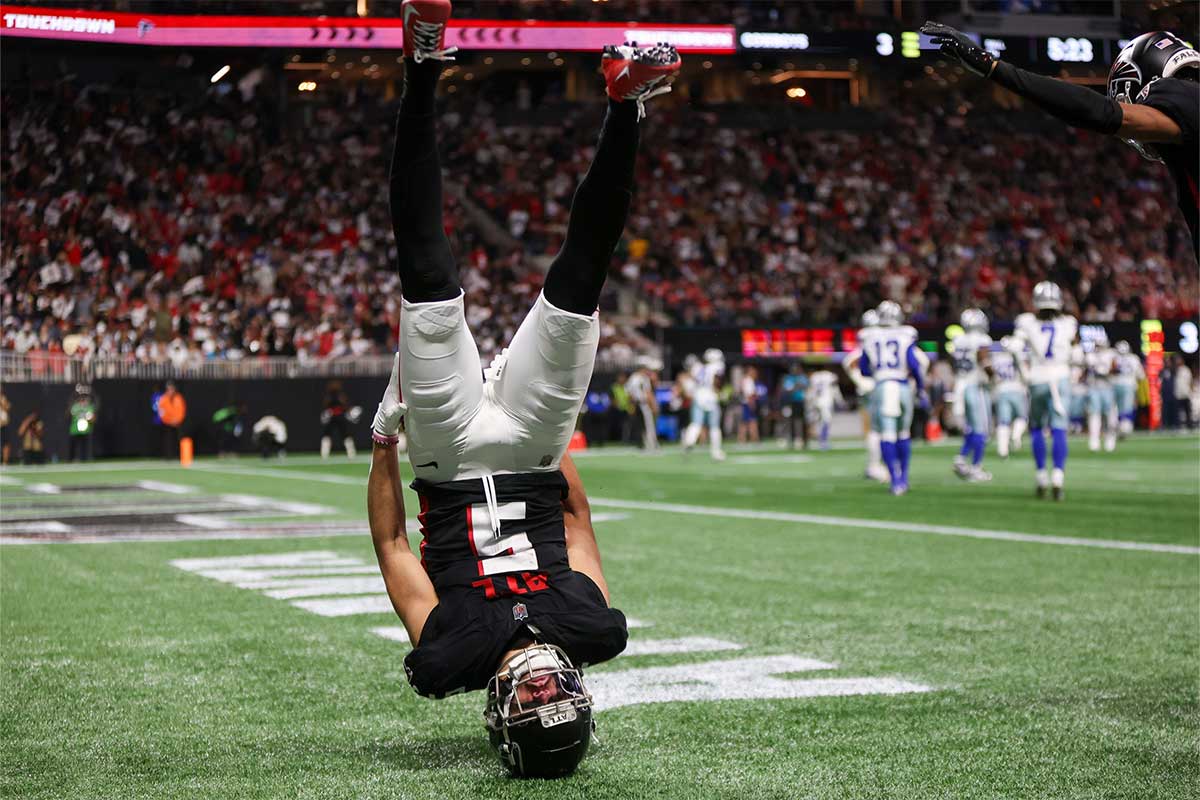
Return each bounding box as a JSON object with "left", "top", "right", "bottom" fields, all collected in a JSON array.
[
  {"left": 403, "top": 3, "right": 419, "bottom": 25},
  {"left": 617, "top": 63, "right": 631, "bottom": 81},
  {"left": 416, "top": 460, "right": 438, "bottom": 469}
]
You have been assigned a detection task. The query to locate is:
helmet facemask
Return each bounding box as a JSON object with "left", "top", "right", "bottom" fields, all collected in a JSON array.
[{"left": 484, "top": 643, "right": 595, "bottom": 779}]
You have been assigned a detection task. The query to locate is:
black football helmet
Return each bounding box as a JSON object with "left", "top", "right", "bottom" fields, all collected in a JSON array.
[
  {"left": 484, "top": 642, "right": 595, "bottom": 779},
  {"left": 1108, "top": 31, "right": 1200, "bottom": 161}
]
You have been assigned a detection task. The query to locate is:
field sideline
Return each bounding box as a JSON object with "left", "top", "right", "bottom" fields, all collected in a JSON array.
[{"left": 2, "top": 435, "right": 1198, "bottom": 799}]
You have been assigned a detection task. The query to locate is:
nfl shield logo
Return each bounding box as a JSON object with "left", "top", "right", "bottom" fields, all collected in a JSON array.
[{"left": 512, "top": 602, "right": 529, "bottom": 621}]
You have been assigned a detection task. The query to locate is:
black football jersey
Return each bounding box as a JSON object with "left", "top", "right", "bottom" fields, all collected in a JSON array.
[
  {"left": 404, "top": 471, "right": 627, "bottom": 698},
  {"left": 1142, "top": 78, "right": 1200, "bottom": 256},
  {"left": 412, "top": 472, "right": 572, "bottom": 597},
  {"left": 403, "top": 572, "right": 628, "bottom": 699}
]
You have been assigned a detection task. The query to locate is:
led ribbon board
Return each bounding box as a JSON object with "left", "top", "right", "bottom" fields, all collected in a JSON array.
[{"left": 0, "top": 4, "right": 735, "bottom": 52}]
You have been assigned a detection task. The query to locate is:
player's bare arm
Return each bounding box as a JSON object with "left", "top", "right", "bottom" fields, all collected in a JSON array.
[
  {"left": 559, "top": 453, "right": 609, "bottom": 604},
  {"left": 1116, "top": 102, "right": 1183, "bottom": 143},
  {"left": 367, "top": 354, "right": 437, "bottom": 645}
]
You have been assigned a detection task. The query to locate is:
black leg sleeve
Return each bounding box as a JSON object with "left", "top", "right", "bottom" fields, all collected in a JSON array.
[
  {"left": 542, "top": 100, "right": 640, "bottom": 315},
  {"left": 389, "top": 59, "right": 460, "bottom": 303}
]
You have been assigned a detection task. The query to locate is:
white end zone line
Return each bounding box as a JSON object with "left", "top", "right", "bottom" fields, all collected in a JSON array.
[
  {"left": 589, "top": 497, "right": 1200, "bottom": 555},
  {"left": 64, "top": 462, "right": 1191, "bottom": 555}
]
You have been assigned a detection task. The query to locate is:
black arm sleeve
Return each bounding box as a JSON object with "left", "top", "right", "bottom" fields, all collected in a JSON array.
[{"left": 991, "top": 61, "right": 1124, "bottom": 135}]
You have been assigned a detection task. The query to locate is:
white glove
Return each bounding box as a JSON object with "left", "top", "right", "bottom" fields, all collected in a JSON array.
[{"left": 371, "top": 353, "right": 407, "bottom": 443}]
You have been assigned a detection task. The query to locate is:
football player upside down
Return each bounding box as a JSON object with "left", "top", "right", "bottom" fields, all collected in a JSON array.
[{"left": 365, "top": 0, "right": 681, "bottom": 779}]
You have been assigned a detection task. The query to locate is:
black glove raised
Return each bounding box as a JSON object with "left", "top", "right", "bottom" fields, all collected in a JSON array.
[{"left": 920, "top": 22, "right": 996, "bottom": 77}]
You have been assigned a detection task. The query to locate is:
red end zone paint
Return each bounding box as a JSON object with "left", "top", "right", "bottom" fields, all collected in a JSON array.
[{"left": 0, "top": 4, "right": 736, "bottom": 52}]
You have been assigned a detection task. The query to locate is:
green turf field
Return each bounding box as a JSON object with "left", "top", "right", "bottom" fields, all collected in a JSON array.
[{"left": 3, "top": 436, "right": 1198, "bottom": 799}]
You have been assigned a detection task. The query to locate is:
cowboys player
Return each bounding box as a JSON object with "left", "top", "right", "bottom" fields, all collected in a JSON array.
[
  {"left": 681, "top": 348, "right": 727, "bottom": 461},
  {"left": 807, "top": 368, "right": 843, "bottom": 451},
  {"left": 366, "top": 0, "right": 681, "bottom": 778},
  {"left": 858, "top": 301, "right": 929, "bottom": 495},
  {"left": 1086, "top": 338, "right": 1120, "bottom": 453},
  {"left": 921, "top": 25, "right": 1198, "bottom": 256},
  {"left": 843, "top": 309, "right": 888, "bottom": 482},
  {"left": 1112, "top": 341, "right": 1146, "bottom": 437},
  {"left": 991, "top": 337, "right": 1028, "bottom": 459},
  {"left": 951, "top": 309, "right": 994, "bottom": 482},
  {"left": 1009, "top": 282, "right": 1079, "bottom": 500}
]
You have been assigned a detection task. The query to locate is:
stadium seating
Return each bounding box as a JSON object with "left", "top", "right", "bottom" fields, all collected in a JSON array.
[{"left": 3, "top": 81, "right": 1197, "bottom": 365}]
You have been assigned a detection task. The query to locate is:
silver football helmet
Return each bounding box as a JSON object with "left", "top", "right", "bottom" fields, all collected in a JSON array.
[
  {"left": 1032, "top": 281, "right": 1063, "bottom": 312},
  {"left": 876, "top": 300, "right": 903, "bottom": 327},
  {"left": 1115, "top": 340, "right": 1132, "bottom": 355},
  {"left": 703, "top": 347, "right": 724, "bottom": 364},
  {"left": 960, "top": 308, "right": 988, "bottom": 333},
  {"left": 861, "top": 308, "right": 880, "bottom": 329}
]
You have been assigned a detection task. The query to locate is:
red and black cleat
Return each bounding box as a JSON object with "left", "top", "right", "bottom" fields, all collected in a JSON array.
[
  {"left": 401, "top": 0, "right": 457, "bottom": 63},
  {"left": 602, "top": 42, "right": 682, "bottom": 119}
]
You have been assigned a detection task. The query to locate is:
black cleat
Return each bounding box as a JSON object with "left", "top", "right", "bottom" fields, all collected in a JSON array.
[
  {"left": 1036, "top": 485, "right": 1047, "bottom": 499},
  {"left": 1051, "top": 486, "right": 1064, "bottom": 501}
]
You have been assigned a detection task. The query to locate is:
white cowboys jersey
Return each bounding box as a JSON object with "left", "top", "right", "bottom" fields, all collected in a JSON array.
[
  {"left": 1114, "top": 353, "right": 1145, "bottom": 387},
  {"left": 809, "top": 371, "right": 840, "bottom": 408},
  {"left": 991, "top": 348, "right": 1026, "bottom": 395},
  {"left": 1087, "top": 347, "right": 1117, "bottom": 385},
  {"left": 1012, "top": 312, "right": 1078, "bottom": 385},
  {"left": 690, "top": 360, "right": 724, "bottom": 412},
  {"left": 951, "top": 330, "right": 993, "bottom": 388},
  {"left": 860, "top": 325, "right": 921, "bottom": 382}
]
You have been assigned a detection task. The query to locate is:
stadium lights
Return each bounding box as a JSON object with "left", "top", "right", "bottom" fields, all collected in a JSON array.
[
  {"left": 297, "top": 81, "right": 317, "bottom": 91},
  {"left": 210, "top": 64, "right": 231, "bottom": 83},
  {"left": 786, "top": 87, "right": 807, "bottom": 99}
]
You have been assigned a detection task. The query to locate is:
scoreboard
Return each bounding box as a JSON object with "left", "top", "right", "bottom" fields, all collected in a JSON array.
[
  {"left": 737, "top": 28, "right": 1135, "bottom": 70},
  {"left": 741, "top": 328, "right": 837, "bottom": 358}
]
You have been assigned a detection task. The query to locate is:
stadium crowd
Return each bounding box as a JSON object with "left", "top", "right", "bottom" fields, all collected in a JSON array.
[{"left": 3, "top": 78, "right": 1197, "bottom": 365}]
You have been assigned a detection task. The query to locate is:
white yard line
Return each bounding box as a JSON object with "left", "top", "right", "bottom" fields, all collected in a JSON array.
[
  {"left": 371, "top": 626, "right": 410, "bottom": 643},
  {"left": 177, "top": 464, "right": 1200, "bottom": 555},
  {"left": 291, "top": 596, "right": 394, "bottom": 617},
  {"left": 192, "top": 464, "right": 364, "bottom": 486},
  {"left": 589, "top": 497, "right": 1200, "bottom": 555},
  {"left": 621, "top": 637, "right": 744, "bottom": 656},
  {"left": 15, "top": 461, "right": 1190, "bottom": 555}
]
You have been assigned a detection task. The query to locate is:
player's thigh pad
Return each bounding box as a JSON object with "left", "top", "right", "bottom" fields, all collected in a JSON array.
[
  {"left": 493, "top": 292, "right": 599, "bottom": 442},
  {"left": 995, "top": 394, "right": 1014, "bottom": 425},
  {"left": 1029, "top": 384, "right": 1051, "bottom": 429},
  {"left": 400, "top": 293, "right": 484, "bottom": 440},
  {"left": 899, "top": 386, "right": 914, "bottom": 438}
]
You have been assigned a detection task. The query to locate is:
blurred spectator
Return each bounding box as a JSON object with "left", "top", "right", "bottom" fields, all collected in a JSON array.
[
  {"left": 626, "top": 365, "right": 658, "bottom": 450},
  {"left": 1174, "top": 355, "right": 1193, "bottom": 430},
  {"left": 780, "top": 364, "right": 809, "bottom": 449},
  {"left": 0, "top": 390, "right": 10, "bottom": 464},
  {"left": 253, "top": 415, "right": 288, "bottom": 458},
  {"left": 17, "top": 409, "right": 45, "bottom": 464},
  {"left": 157, "top": 381, "right": 186, "bottom": 458},
  {"left": 609, "top": 372, "right": 634, "bottom": 444},
  {"left": 66, "top": 383, "right": 97, "bottom": 462},
  {"left": 3, "top": 79, "right": 1196, "bottom": 370},
  {"left": 320, "top": 381, "right": 357, "bottom": 459},
  {"left": 212, "top": 403, "right": 245, "bottom": 456}
]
